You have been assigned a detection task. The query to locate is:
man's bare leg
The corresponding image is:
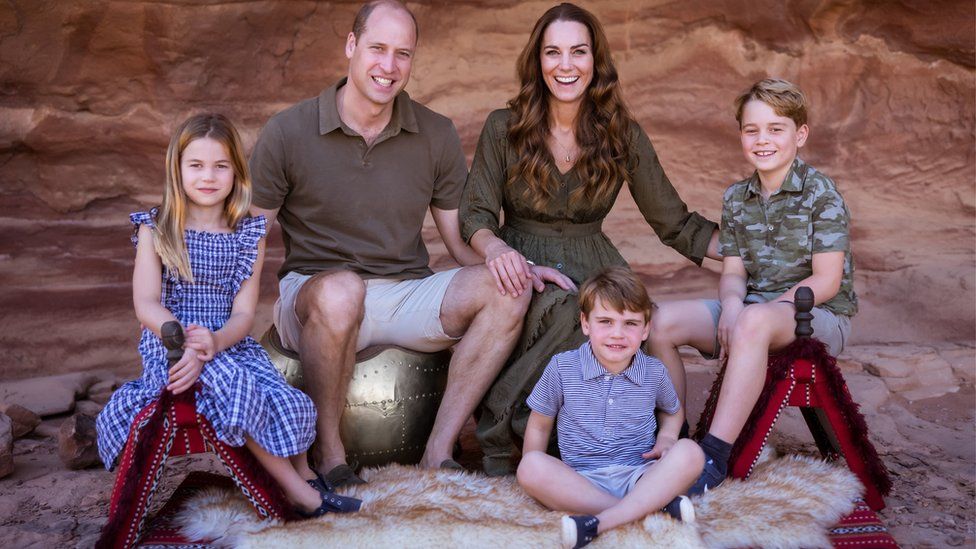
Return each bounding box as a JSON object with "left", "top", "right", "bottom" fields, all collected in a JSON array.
[
  {"left": 295, "top": 270, "right": 366, "bottom": 475},
  {"left": 646, "top": 300, "right": 719, "bottom": 406},
  {"left": 419, "top": 265, "right": 531, "bottom": 467}
]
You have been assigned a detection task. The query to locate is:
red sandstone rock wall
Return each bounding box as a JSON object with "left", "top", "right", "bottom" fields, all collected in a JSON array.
[{"left": 0, "top": 0, "right": 973, "bottom": 379}]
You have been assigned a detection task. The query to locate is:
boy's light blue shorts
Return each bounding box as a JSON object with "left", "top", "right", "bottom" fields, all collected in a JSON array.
[
  {"left": 701, "top": 298, "right": 851, "bottom": 359},
  {"left": 577, "top": 461, "right": 656, "bottom": 499}
]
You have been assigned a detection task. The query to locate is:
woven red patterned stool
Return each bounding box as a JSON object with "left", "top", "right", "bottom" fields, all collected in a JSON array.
[
  {"left": 96, "top": 323, "right": 291, "bottom": 549},
  {"left": 696, "top": 287, "right": 892, "bottom": 511}
]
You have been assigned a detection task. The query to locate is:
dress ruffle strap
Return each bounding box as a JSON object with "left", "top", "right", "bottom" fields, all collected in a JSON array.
[
  {"left": 129, "top": 208, "right": 158, "bottom": 247},
  {"left": 230, "top": 215, "right": 267, "bottom": 294}
]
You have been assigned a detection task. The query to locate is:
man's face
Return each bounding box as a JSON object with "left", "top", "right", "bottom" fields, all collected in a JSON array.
[{"left": 345, "top": 5, "right": 416, "bottom": 109}]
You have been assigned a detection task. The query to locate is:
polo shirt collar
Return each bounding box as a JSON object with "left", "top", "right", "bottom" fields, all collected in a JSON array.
[
  {"left": 318, "top": 77, "right": 420, "bottom": 136},
  {"left": 579, "top": 342, "right": 647, "bottom": 386},
  {"left": 745, "top": 157, "right": 807, "bottom": 198}
]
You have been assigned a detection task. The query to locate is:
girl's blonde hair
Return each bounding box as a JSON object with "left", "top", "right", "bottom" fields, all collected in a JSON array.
[{"left": 155, "top": 113, "right": 252, "bottom": 281}]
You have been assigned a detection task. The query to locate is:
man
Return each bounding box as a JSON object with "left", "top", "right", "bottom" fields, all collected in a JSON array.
[{"left": 249, "top": 0, "right": 534, "bottom": 487}]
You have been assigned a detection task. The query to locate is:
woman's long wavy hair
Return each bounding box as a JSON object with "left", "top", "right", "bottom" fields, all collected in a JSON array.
[
  {"left": 155, "top": 113, "right": 252, "bottom": 281},
  {"left": 508, "top": 2, "right": 634, "bottom": 210}
]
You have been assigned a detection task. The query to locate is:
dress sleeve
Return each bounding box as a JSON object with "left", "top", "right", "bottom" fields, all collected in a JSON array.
[
  {"left": 627, "top": 125, "right": 718, "bottom": 265},
  {"left": 460, "top": 111, "right": 508, "bottom": 243},
  {"left": 129, "top": 209, "right": 157, "bottom": 248},
  {"left": 231, "top": 215, "right": 268, "bottom": 293}
]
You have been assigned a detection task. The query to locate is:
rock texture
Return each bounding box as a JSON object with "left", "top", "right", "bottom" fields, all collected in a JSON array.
[
  {"left": 0, "top": 1, "right": 973, "bottom": 383},
  {"left": 57, "top": 413, "right": 100, "bottom": 470}
]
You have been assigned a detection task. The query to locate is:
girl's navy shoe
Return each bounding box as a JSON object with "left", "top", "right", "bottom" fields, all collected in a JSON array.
[{"left": 561, "top": 515, "right": 599, "bottom": 549}]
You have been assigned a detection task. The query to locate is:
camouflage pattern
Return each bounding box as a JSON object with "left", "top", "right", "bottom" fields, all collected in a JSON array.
[{"left": 718, "top": 157, "right": 857, "bottom": 317}]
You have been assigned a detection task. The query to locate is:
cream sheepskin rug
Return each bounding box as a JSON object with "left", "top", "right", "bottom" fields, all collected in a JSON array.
[{"left": 176, "top": 451, "right": 862, "bottom": 548}]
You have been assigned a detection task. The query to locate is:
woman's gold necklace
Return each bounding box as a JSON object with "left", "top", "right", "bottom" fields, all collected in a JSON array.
[{"left": 552, "top": 134, "right": 577, "bottom": 164}]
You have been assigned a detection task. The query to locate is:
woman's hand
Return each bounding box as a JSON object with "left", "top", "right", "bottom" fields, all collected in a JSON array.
[
  {"left": 484, "top": 240, "right": 532, "bottom": 297},
  {"left": 167, "top": 352, "right": 205, "bottom": 395},
  {"left": 185, "top": 324, "right": 217, "bottom": 361},
  {"left": 528, "top": 265, "right": 577, "bottom": 293},
  {"left": 717, "top": 300, "right": 743, "bottom": 361}
]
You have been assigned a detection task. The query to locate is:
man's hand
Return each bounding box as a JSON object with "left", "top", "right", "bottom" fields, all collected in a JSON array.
[{"left": 642, "top": 434, "right": 677, "bottom": 460}]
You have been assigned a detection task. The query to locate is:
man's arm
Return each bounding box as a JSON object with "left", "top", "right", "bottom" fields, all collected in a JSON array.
[
  {"left": 430, "top": 206, "right": 484, "bottom": 267},
  {"left": 250, "top": 205, "right": 279, "bottom": 227}
]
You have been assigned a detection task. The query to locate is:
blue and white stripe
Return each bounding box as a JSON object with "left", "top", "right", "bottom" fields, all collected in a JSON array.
[{"left": 527, "top": 342, "right": 680, "bottom": 471}]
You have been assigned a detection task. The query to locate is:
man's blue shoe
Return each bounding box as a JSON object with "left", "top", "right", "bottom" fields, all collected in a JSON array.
[{"left": 688, "top": 457, "right": 726, "bottom": 496}]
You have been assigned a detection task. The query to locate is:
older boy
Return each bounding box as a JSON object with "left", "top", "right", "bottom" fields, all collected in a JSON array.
[
  {"left": 648, "top": 78, "right": 857, "bottom": 494},
  {"left": 517, "top": 267, "right": 704, "bottom": 549}
]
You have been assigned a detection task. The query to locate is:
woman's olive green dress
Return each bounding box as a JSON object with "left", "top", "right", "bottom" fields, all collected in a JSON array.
[{"left": 460, "top": 109, "right": 717, "bottom": 476}]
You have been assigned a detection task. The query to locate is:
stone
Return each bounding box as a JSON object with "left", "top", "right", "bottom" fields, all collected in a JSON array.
[
  {"left": 86, "top": 379, "right": 117, "bottom": 397},
  {"left": 0, "top": 404, "right": 41, "bottom": 439},
  {"left": 0, "top": 373, "right": 96, "bottom": 417},
  {"left": 901, "top": 385, "right": 960, "bottom": 403},
  {"left": 844, "top": 373, "right": 891, "bottom": 415},
  {"left": 0, "top": 415, "right": 12, "bottom": 478},
  {"left": 57, "top": 414, "right": 100, "bottom": 470},
  {"left": 86, "top": 390, "right": 114, "bottom": 406},
  {"left": 74, "top": 400, "right": 104, "bottom": 417}
]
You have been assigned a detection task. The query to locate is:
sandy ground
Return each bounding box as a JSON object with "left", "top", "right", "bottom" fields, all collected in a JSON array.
[{"left": 0, "top": 347, "right": 972, "bottom": 548}]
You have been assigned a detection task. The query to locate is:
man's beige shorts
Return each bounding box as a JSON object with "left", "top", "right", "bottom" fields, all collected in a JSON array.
[{"left": 274, "top": 269, "right": 463, "bottom": 354}]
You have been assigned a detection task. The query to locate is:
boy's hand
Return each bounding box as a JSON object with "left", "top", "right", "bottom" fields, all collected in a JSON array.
[
  {"left": 717, "top": 301, "right": 744, "bottom": 361},
  {"left": 185, "top": 324, "right": 217, "bottom": 361},
  {"left": 643, "top": 434, "right": 677, "bottom": 460},
  {"left": 167, "top": 352, "right": 204, "bottom": 394}
]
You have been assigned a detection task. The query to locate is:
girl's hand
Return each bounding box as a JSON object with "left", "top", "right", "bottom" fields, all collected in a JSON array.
[
  {"left": 484, "top": 241, "right": 531, "bottom": 297},
  {"left": 185, "top": 324, "right": 217, "bottom": 361},
  {"left": 528, "top": 266, "right": 577, "bottom": 293},
  {"left": 167, "top": 352, "right": 204, "bottom": 395},
  {"left": 642, "top": 434, "right": 677, "bottom": 460},
  {"left": 717, "top": 301, "right": 744, "bottom": 362}
]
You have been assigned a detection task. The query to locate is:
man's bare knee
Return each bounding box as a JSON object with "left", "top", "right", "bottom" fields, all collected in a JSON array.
[{"left": 299, "top": 271, "right": 366, "bottom": 329}]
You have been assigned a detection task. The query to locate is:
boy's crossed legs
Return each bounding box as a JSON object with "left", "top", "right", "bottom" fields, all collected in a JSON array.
[{"left": 518, "top": 440, "right": 703, "bottom": 547}]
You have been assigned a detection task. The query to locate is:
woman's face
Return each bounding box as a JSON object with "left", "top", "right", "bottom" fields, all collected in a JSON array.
[{"left": 539, "top": 20, "right": 594, "bottom": 108}]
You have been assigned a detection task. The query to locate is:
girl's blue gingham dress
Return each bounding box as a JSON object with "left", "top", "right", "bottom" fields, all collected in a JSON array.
[{"left": 96, "top": 209, "right": 316, "bottom": 470}]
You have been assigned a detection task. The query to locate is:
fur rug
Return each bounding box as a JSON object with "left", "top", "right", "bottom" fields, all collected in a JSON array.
[{"left": 176, "top": 451, "right": 862, "bottom": 548}]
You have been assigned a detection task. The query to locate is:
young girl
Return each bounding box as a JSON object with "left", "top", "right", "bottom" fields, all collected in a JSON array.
[{"left": 95, "top": 113, "right": 359, "bottom": 518}]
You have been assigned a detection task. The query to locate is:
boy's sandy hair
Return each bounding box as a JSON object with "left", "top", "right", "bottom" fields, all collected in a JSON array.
[
  {"left": 155, "top": 113, "right": 252, "bottom": 282},
  {"left": 579, "top": 266, "right": 656, "bottom": 322},
  {"left": 734, "top": 78, "right": 808, "bottom": 128}
]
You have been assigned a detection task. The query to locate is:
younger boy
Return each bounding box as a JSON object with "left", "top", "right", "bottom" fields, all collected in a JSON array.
[
  {"left": 647, "top": 78, "right": 858, "bottom": 494},
  {"left": 517, "top": 267, "right": 704, "bottom": 549}
]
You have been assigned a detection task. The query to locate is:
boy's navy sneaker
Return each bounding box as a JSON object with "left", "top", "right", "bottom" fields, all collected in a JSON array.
[
  {"left": 688, "top": 457, "right": 726, "bottom": 496},
  {"left": 561, "top": 515, "right": 599, "bottom": 549},
  {"left": 663, "top": 495, "right": 696, "bottom": 522}
]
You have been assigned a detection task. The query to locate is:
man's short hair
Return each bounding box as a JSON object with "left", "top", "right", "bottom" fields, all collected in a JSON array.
[
  {"left": 352, "top": 0, "right": 419, "bottom": 42},
  {"left": 734, "top": 78, "right": 808, "bottom": 128},
  {"left": 579, "top": 267, "right": 656, "bottom": 322}
]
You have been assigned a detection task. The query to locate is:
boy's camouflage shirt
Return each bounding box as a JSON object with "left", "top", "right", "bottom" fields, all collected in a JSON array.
[{"left": 718, "top": 157, "right": 857, "bottom": 317}]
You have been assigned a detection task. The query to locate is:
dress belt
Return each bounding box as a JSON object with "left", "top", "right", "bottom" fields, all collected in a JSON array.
[{"left": 505, "top": 217, "right": 603, "bottom": 238}]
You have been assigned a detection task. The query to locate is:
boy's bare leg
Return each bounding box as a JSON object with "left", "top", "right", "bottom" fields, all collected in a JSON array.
[
  {"left": 419, "top": 265, "right": 531, "bottom": 467},
  {"left": 295, "top": 270, "right": 366, "bottom": 474},
  {"left": 594, "top": 440, "right": 704, "bottom": 532},
  {"left": 647, "top": 300, "right": 719, "bottom": 406},
  {"left": 707, "top": 302, "right": 798, "bottom": 442},
  {"left": 517, "top": 451, "right": 620, "bottom": 514}
]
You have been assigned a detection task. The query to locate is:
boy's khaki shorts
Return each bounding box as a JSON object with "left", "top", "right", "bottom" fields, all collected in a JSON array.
[
  {"left": 274, "top": 269, "right": 463, "bottom": 354},
  {"left": 701, "top": 297, "right": 851, "bottom": 359}
]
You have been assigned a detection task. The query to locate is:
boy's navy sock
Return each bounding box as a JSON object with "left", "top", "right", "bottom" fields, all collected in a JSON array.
[{"left": 699, "top": 433, "right": 732, "bottom": 477}]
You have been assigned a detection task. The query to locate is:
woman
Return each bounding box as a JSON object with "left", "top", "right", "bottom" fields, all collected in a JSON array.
[{"left": 460, "top": 2, "right": 719, "bottom": 476}]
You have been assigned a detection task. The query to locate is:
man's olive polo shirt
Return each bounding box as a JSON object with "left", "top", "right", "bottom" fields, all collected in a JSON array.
[{"left": 250, "top": 78, "right": 467, "bottom": 280}]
